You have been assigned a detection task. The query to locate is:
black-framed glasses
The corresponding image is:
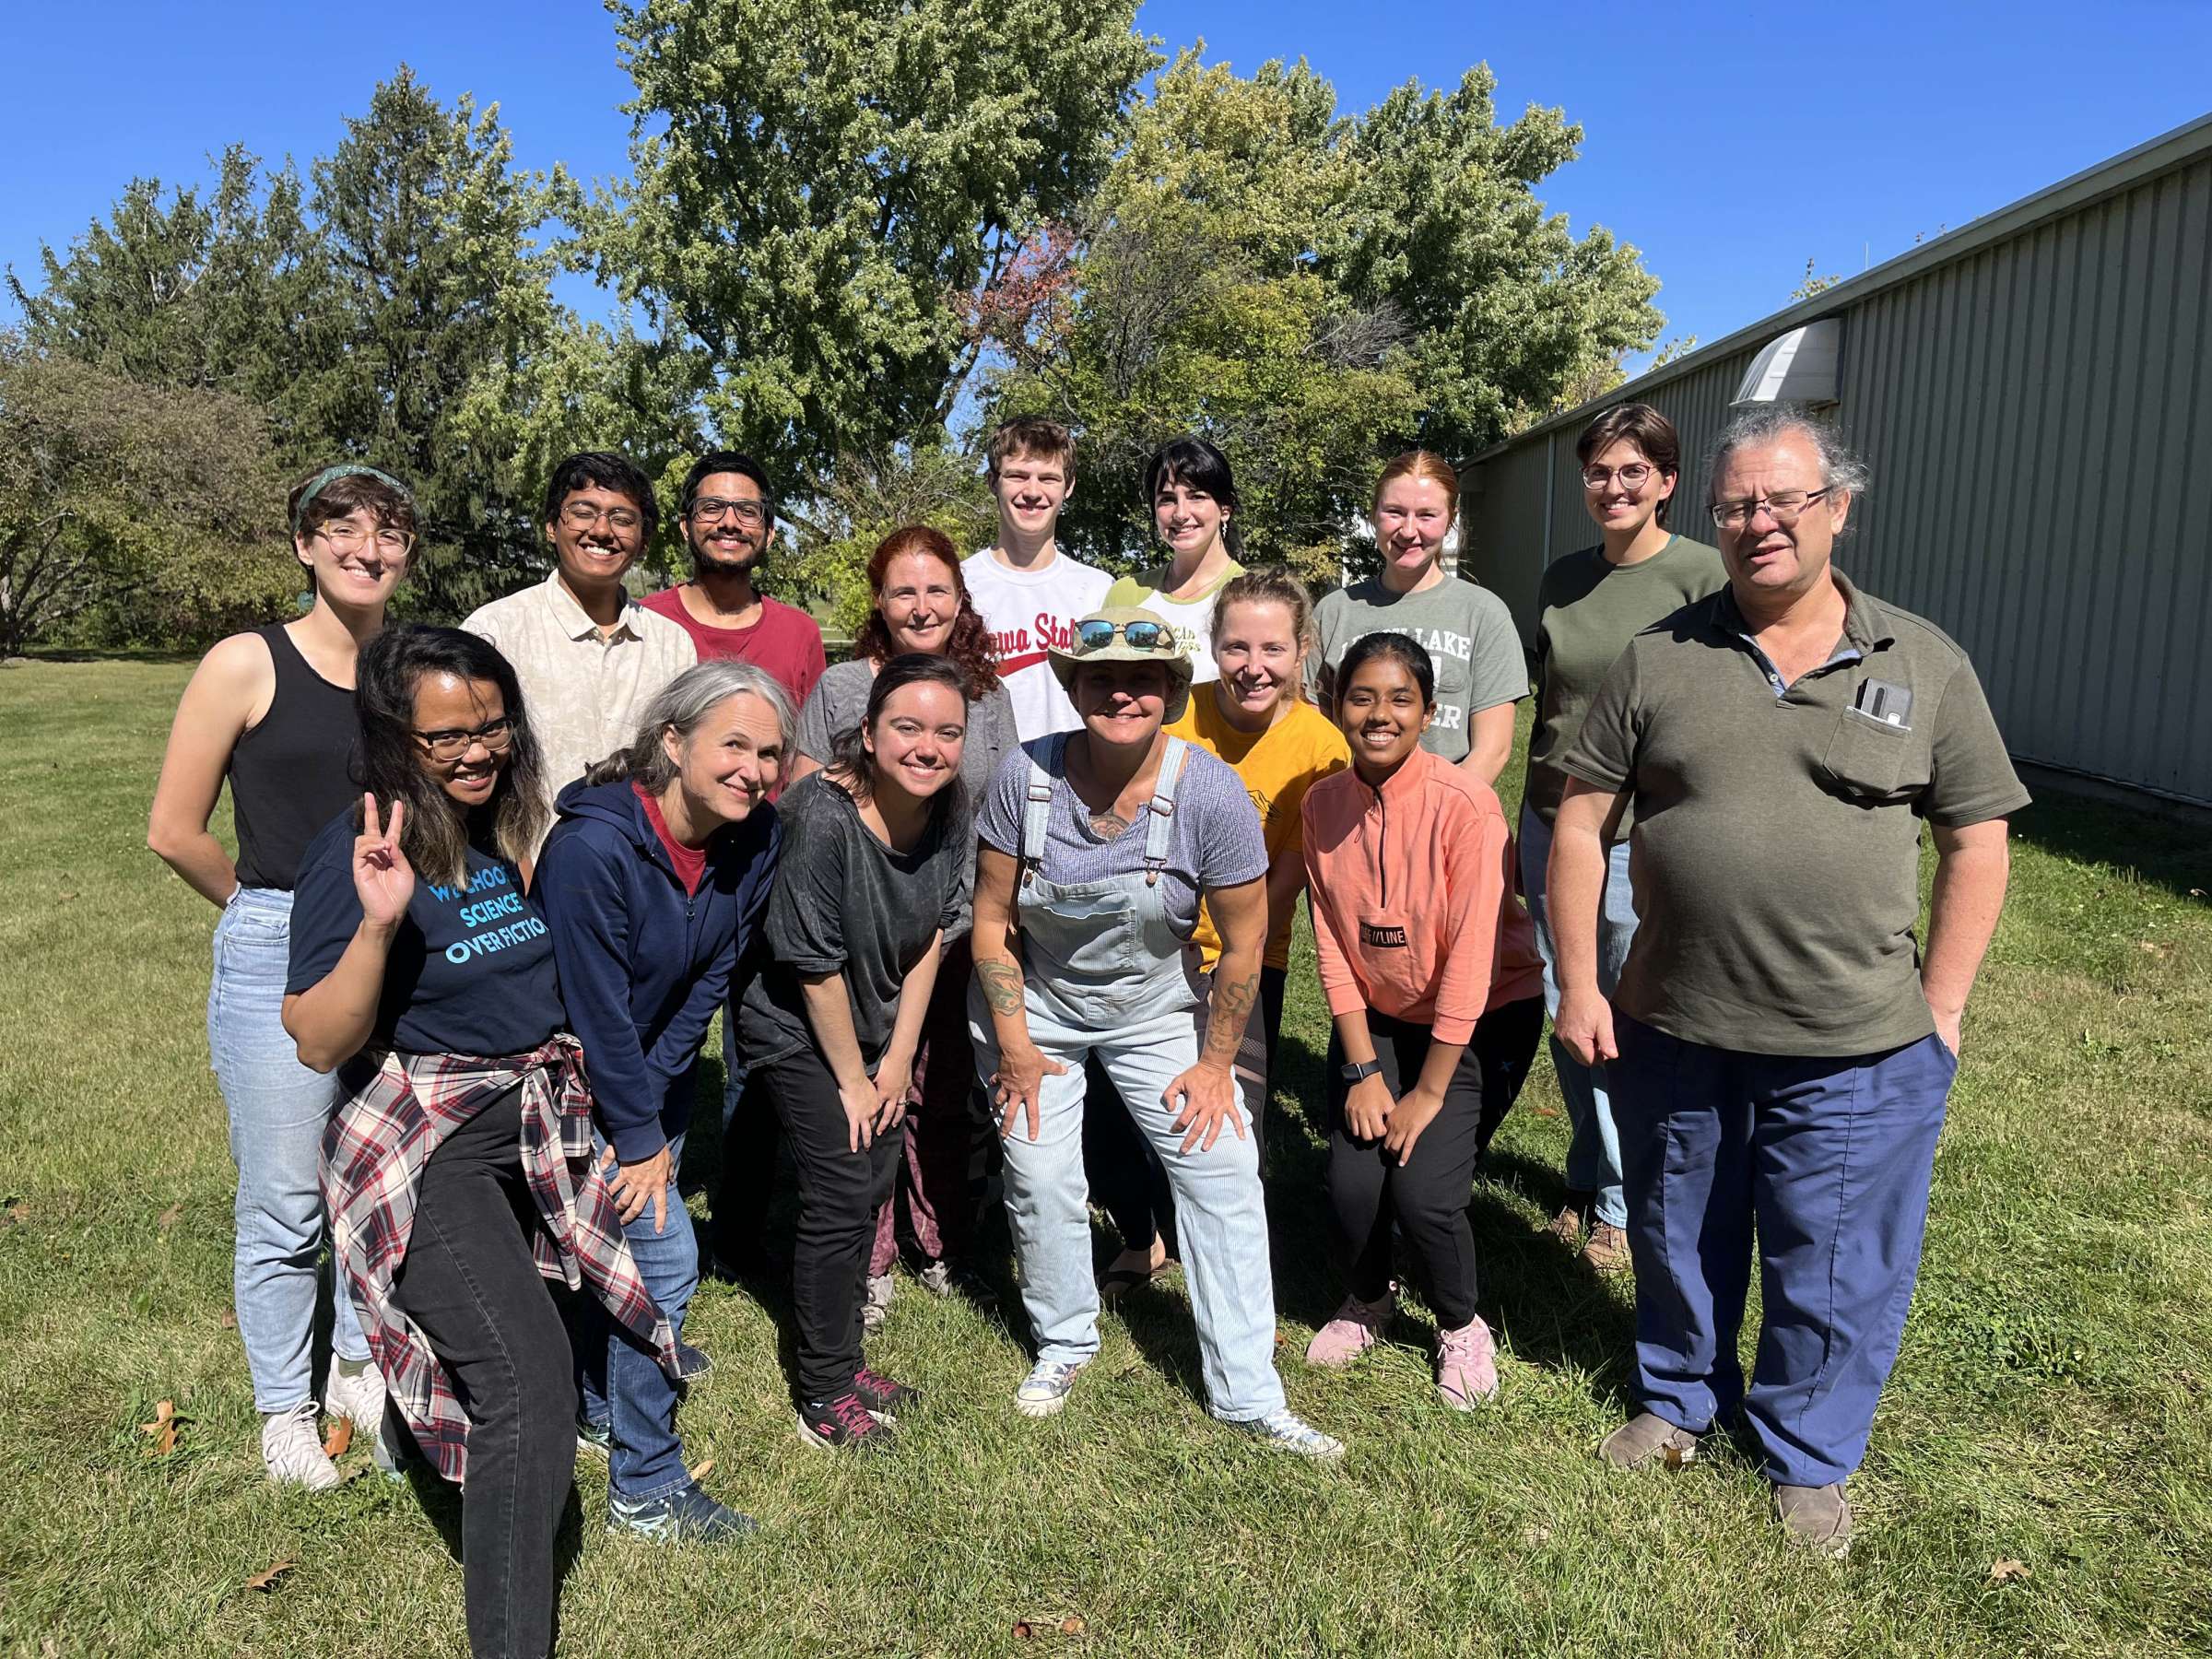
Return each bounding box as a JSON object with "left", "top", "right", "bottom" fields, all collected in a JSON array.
[
  {"left": 316, "top": 522, "right": 416, "bottom": 557},
  {"left": 1075, "top": 618, "right": 1173, "bottom": 653},
  {"left": 1709, "top": 488, "right": 1833, "bottom": 531},
  {"left": 559, "top": 500, "right": 643, "bottom": 534},
  {"left": 411, "top": 716, "right": 514, "bottom": 763},
  {"left": 1582, "top": 463, "right": 1658, "bottom": 490},
  {"left": 688, "top": 497, "right": 769, "bottom": 526}
]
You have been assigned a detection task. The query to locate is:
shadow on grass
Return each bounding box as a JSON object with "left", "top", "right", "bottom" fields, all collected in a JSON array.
[{"left": 2008, "top": 790, "right": 2212, "bottom": 902}]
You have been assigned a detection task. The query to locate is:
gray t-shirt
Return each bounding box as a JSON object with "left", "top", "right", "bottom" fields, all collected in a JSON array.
[
  {"left": 1309, "top": 576, "right": 1528, "bottom": 764},
  {"left": 793, "top": 659, "right": 1018, "bottom": 937},
  {"left": 975, "top": 737, "right": 1267, "bottom": 940},
  {"left": 738, "top": 772, "right": 962, "bottom": 1070}
]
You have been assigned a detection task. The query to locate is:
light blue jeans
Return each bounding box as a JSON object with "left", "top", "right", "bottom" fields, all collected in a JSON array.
[
  {"left": 1516, "top": 807, "right": 1640, "bottom": 1230},
  {"left": 207, "top": 887, "right": 370, "bottom": 1411},
  {"left": 971, "top": 999, "right": 1286, "bottom": 1422},
  {"left": 579, "top": 1132, "right": 697, "bottom": 1501}
]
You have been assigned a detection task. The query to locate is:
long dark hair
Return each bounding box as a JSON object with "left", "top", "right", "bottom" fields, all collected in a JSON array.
[
  {"left": 825, "top": 653, "right": 969, "bottom": 829},
  {"left": 849, "top": 525, "right": 1000, "bottom": 700},
  {"left": 1145, "top": 435, "right": 1244, "bottom": 559},
  {"left": 355, "top": 624, "right": 547, "bottom": 887}
]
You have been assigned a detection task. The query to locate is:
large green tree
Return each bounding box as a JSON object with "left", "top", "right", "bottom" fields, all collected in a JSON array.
[
  {"left": 983, "top": 50, "right": 1665, "bottom": 578},
  {"left": 582, "top": 0, "right": 1159, "bottom": 517},
  {"left": 0, "top": 337, "right": 292, "bottom": 655}
]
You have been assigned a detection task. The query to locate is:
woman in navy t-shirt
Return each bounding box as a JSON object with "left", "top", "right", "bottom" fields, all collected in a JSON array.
[{"left": 285, "top": 625, "right": 675, "bottom": 1659}]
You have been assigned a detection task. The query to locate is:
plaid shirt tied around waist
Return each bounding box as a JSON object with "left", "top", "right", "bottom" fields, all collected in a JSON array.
[{"left": 321, "top": 1035, "right": 677, "bottom": 1485}]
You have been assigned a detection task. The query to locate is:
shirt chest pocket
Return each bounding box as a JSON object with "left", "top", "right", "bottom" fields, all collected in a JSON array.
[{"left": 1818, "top": 707, "right": 1927, "bottom": 802}]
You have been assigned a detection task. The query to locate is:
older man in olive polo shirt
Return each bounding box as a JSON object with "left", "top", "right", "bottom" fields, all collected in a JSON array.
[{"left": 1548, "top": 407, "right": 2029, "bottom": 1559}]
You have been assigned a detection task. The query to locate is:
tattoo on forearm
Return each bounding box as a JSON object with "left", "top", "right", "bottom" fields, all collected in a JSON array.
[
  {"left": 976, "top": 956, "right": 1025, "bottom": 1017},
  {"left": 1203, "top": 971, "right": 1260, "bottom": 1065}
]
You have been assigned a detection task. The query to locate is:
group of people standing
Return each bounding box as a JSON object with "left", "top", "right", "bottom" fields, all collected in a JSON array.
[{"left": 148, "top": 400, "right": 2023, "bottom": 1656}]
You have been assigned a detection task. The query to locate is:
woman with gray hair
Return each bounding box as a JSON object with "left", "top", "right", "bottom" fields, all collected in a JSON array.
[{"left": 534, "top": 659, "right": 793, "bottom": 1541}]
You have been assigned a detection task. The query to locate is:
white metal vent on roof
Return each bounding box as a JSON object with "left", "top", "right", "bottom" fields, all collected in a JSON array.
[{"left": 1731, "top": 318, "right": 1842, "bottom": 407}]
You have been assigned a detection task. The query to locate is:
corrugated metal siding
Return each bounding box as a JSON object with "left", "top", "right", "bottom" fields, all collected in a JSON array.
[{"left": 1463, "top": 148, "right": 2212, "bottom": 804}]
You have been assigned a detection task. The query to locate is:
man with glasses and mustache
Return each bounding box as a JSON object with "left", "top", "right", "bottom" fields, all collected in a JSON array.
[
  {"left": 1547, "top": 408, "right": 2029, "bottom": 1559},
  {"left": 642, "top": 451, "right": 827, "bottom": 711},
  {"left": 463, "top": 452, "right": 697, "bottom": 851}
]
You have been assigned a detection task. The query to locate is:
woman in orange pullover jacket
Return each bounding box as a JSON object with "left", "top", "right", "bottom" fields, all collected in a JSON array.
[{"left": 1300, "top": 631, "right": 1546, "bottom": 1407}]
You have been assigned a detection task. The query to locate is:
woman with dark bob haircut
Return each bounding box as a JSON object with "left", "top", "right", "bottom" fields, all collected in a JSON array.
[{"left": 284, "top": 624, "right": 679, "bottom": 1659}]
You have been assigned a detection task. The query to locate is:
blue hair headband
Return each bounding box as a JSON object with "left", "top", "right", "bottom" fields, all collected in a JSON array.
[{"left": 292, "top": 465, "right": 415, "bottom": 535}]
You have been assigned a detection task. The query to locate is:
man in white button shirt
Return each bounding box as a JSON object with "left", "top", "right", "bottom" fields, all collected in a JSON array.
[{"left": 463, "top": 452, "right": 698, "bottom": 850}]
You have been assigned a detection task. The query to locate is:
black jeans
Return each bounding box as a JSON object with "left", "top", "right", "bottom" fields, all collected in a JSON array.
[
  {"left": 762, "top": 1045, "right": 905, "bottom": 1403},
  {"left": 391, "top": 1085, "right": 577, "bottom": 1659},
  {"left": 1324, "top": 998, "right": 1544, "bottom": 1329},
  {"left": 1088, "top": 966, "right": 1286, "bottom": 1257}
]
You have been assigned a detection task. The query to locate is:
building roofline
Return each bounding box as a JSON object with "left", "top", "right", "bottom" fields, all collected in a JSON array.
[{"left": 1465, "top": 109, "right": 2212, "bottom": 465}]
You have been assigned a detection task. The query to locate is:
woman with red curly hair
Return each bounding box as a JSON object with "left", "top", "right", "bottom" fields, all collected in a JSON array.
[{"left": 790, "top": 525, "right": 1016, "bottom": 1319}]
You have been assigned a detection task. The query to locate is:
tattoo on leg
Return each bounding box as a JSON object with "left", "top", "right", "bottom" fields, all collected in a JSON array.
[{"left": 976, "top": 957, "right": 1025, "bottom": 1017}]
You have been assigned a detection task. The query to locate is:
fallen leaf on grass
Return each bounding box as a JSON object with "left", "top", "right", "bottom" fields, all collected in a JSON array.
[
  {"left": 157, "top": 1202, "right": 182, "bottom": 1233},
  {"left": 1012, "top": 1622, "right": 1035, "bottom": 1640},
  {"left": 220, "top": 1310, "right": 237, "bottom": 1329},
  {"left": 1661, "top": 1443, "right": 1685, "bottom": 1471},
  {"left": 245, "top": 1559, "right": 297, "bottom": 1593},
  {"left": 1061, "top": 1617, "right": 1086, "bottom": 1635},
  {"left": 2, "top": 1196, "right": 24, "bottom": 1226},
  {"left": 139, "top": 1399, "right": 185, "bottom": 1455},
  {"left": 323, "top": 1418, "right": 353, "bottom": 1459},
  {"left": 1988, "top": 1559, "right": 2030, "bottom": 1584},
  {"left": 687, "top": 1457, "right": 714, "bottom": 1483},
  {"left": 1532, "top": 1105, "right": 1560, "bottom": 1119}
]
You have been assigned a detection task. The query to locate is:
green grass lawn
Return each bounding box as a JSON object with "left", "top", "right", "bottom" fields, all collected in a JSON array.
[{"left": 2, "top": 658, "right": 2207, "bottom": 1658}]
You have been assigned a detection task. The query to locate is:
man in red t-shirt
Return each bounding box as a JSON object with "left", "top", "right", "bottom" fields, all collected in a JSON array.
[
  {"left": 642, "top": 451, "right": 827, "bottom": 709},
  {"left": 645, "top": 451, "right": 827, "bottom": 1282}
]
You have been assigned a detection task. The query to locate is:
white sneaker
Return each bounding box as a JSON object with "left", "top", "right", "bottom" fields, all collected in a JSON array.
[
  {"left": 861, "top": 1272, "right": 895, "bottom": 1333},
  {"left": 1236, "top": 1406, "right": 1347, "bottom": 1462},
  {"left": 260, "top": 1402, "right": 341, "bottom": 1490},
  {"left": 1013, "top": 1359, "right": 1089, "bottom": 1418},
  {"left": 324, "top": 1357, "right": 387, "bottom": 1441}
]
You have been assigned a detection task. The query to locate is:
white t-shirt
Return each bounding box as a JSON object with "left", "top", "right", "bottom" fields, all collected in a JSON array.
[
  {"left": 1103, "top": 560, "right": 1244, "bottom": 687},
  {"left": 963, "top": 547, "right": 1113, "bottom": 739}
]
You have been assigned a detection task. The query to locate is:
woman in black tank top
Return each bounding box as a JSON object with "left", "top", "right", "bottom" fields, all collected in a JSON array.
[{"left": 147, "top": 463, "right": 418, "bottom": 1490}]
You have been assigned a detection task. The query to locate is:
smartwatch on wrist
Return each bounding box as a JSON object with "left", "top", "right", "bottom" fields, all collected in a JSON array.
[{"left": 1339, "top": 1058, "right": 1382, "bottom": 1085}]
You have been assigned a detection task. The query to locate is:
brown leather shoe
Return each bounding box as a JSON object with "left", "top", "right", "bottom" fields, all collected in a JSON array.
[
  {"left": 1583, "top": 1221, "right": 1632, "bottom": 1272},
  {"left": 1597, "top": 1411, "right": 1700, "bottom": 1470},
  {"left": 1773, "top": 1481, "right": 1853, "bottom": 1559}
]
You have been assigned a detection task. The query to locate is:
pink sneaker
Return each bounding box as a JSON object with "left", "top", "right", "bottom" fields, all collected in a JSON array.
[
  {"left": 1435, "top": 1317, "right": 1499, "bottom": 1408},
  {"left": 1305, "top": 1289, "right": 1394, "bottom": 1368}
]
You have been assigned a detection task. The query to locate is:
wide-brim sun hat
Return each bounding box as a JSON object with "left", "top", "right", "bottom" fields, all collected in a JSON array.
[{"left": 1047, "top": 606, "right": 1194, "bottom": 724}]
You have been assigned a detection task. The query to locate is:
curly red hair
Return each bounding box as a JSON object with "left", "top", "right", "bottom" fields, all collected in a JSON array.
[{"left": 851, "top": 525, "right": 1001, "bottom": 701}]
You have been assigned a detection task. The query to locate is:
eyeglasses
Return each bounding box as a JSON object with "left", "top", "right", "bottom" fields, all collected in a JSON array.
[
  {"left": 559, "top": 501, "right": 643, "bottom": 534},
  {"left": 410, "top": 716, "right": 514, "bottom": 763},
  {"left": 317, "top": 523, "right": 415, "bottom": 557},
  {"left": 1075, "top": 618, "right": 1173, "bottom": 653},
  {"left": 1582, "top": 463, "right": 1657, "bottom": 490},
  {"left": 1709, "top": 488, "right": 1834, "bottom": 531},
  {"left": 688, "top": 497, "right": 769, "bottom": 526}
]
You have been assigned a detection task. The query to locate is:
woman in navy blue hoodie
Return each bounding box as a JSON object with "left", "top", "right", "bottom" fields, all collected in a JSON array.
[{"left": 535, "top": 660, "right": 792, "bottom": 1541}]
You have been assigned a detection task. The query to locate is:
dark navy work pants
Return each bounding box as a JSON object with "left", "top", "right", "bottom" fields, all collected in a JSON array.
[{"left": 1609, "top": 1013, "right": 1957, "bottom": 1486}]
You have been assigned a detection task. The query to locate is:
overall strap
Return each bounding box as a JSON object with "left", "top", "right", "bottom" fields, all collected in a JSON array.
[
  {"left": 1018, "top": 734, "right": 1067, "bottom": 887},
  {"left": 1142, "top": 737, "right": 1189, "bottom": 887}
]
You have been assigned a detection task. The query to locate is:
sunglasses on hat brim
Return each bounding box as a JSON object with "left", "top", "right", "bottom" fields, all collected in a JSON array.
[{"left": 1074, "top": 618, "right": 1174, "bottom": 653}]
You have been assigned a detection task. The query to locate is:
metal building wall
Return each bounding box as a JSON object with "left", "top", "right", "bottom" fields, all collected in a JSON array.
[{"left": 1463, "top": 137, "right": 2212, "bottom": 805}]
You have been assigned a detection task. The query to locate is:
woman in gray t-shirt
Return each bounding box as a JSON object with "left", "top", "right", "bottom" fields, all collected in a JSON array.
[
  {"left": 738, "top": 653, "right": 968, "bottom": 1450},
  {"left": 787, "top": 525, "right": 1016, "bottom": 1324}
]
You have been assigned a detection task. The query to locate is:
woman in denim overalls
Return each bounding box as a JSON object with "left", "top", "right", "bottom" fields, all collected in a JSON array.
[{"left": 968, "top": 607, "right": 1344, "bottom": 1457}]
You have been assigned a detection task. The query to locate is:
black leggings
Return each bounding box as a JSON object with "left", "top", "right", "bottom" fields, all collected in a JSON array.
[
  {"left": 1324, "top": 999, "right": 1544, "bottom": 1329},
  {"left": 390, "top": 1085, "right": 576, "bottom": 1659},
  {"left": 1088, "top": 966, "right": 1286, "bottom": 1257},
  {"left": 761, "top": 1045, "right": 905, "bottom": 1403}
]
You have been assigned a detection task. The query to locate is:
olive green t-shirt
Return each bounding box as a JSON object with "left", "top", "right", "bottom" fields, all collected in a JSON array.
[
  {"left": 1307, "top": 576, "right": 1528, "bottom": 765},
  {"left": 1560, "top": 572, "right": 2030, "bottom": 1057},
  {"left": 1524, "top": 535, "right": 1727, "bottom": 830}
]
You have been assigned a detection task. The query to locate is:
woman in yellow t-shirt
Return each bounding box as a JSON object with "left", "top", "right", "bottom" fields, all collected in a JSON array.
[{"left": 1088, "top": 567, "right": 1349, "bottom": 1299}]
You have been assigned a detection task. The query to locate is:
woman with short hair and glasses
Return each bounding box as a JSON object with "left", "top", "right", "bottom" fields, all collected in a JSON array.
[
  {"left": 285, "top": 624, "right": 678, "bottom": 1659},
  {"left": 1519, "top": 404, "right": 1725, "bottom": 1269},
  {"left": 968, "top": 606, "right": 1343, "bottom": 1456},
  {"left": 148, "top": 462, "right": 418, "bottom": 1489}
]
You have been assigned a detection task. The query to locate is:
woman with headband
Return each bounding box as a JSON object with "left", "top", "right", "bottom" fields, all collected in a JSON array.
[{"left": 149, "top": 462, "right": 417, "bottom": 1488}]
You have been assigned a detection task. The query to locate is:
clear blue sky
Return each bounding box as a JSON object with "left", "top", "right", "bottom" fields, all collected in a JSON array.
[{"left": 5, "top": 0, "right": 2206, "bottom": 377}]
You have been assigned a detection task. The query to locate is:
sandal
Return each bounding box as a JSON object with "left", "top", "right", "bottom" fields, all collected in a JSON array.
[{"left": 1098, "top": 1257, "right": 1170, "bottom": 1303}]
